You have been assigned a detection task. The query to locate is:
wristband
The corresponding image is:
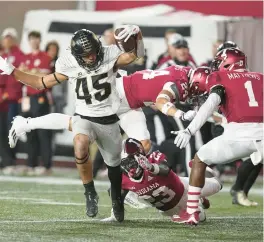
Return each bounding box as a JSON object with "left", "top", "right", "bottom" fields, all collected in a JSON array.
[
  {"left": 161, "top": 102, "right": 174, "bottom": 115},
  {"left": 174, "top": 109, "right": 184, "bottom": 118},
  {"left": 151, "top": 164, "right": 160, "bottom": 175},
  {"left": 156, "top": 93, "right": 171, "bottom": 101}
]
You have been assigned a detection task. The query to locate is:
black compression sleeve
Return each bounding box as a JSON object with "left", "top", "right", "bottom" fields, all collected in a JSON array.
[{"left": 210, "top": 85, "right": 225, "bottom": 104}]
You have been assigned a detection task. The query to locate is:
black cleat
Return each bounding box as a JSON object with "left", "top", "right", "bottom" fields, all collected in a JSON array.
[
  {"left": 85, "top": 191, "right": 99, "bottom": 218},
  {"left": 112, "top": 198, "right": 124, "bottom": 222}
]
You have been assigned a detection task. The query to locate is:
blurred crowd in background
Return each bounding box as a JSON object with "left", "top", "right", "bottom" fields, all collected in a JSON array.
[
  {"left": 0, "top": 26, "right": 261, "bottom": 184},
  {"left": 0, "top": 27, "right": 66, "bottom": 176}
]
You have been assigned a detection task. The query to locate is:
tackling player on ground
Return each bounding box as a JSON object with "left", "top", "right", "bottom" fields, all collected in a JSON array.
[
  {"left": 102, "top": 138, "right": 222, "bottom": 222},
  {"left": 172, "top": 48, "right": 263, "bottom": 225}
]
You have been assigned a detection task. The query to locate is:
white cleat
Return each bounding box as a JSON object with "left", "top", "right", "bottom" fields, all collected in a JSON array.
[
  {"left": 100, "top": 209, "right": 117, "bottom": 222},
  {"left": 124, "top": 191, "right": 151, "bottom": 209},
  {"left": 8, "top": 116, "right": 31, "bottom": 148},
  {"left": 236, "top": 191, "right": 255, "bottom": 207}
]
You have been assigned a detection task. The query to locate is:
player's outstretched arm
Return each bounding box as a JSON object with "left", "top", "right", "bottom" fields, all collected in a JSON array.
[
  {"left": 156, "top": 89, "right": 184, "bottom": 118},
  {"left": 156, "top": 89, "right": 196, "bottom": 122},
  {"left": 0, "top": 56, "right": 65, "bottom": 89},
  {"left": 13, "top": 69, "right": 68, "bottom": 90},
  {"left": 172, "top": 93, "right": 222, "bottom": 149},
  {"left": 187, "top": 93, "right": 221, "bottom": 135}
]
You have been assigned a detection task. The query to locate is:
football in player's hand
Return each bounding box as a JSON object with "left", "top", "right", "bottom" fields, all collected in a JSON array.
[{"left": 114, "top": 28, "right": 137, "bottom": 53}]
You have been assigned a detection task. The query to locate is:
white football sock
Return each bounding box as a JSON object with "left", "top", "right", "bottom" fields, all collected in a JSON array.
[
  {"left": 28, "top": 113, "right": 71, "bottom": 131},
  {"left": 186, "top": 185, "right": 201, "bottom": 214}
]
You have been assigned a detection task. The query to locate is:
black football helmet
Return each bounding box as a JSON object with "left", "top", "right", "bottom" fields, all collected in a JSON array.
[{"left": 71, "top": 29, "right": 104, "bottom": 71}]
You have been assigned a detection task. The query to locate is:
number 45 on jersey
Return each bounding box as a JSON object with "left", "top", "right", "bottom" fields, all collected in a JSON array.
[{"left": 75, "top": 73, "right": 111, "bottom": 104}]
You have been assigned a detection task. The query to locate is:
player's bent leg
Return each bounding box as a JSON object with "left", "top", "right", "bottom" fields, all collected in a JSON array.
[
  {"left": 118, "top": 108, "right": 151, "bottom": 154},
  {"left": 177, "top": 136, "right": 259, "bottom": 225},
  {"left": 172, "top": 154, "right": 207, "bottom": 225},
  {"left": 74, "top": 133, "right": 98, "bottom": 218},
  {"left": 72, "top": 117, "right": 98, "bottom": 218},
  {"left": 201, "top": 177, "right": 222, "bottom": 198},
  {"left": 94, "top": 122, "right": 124, "bottom": 222},
  {"left": 9, "top": 114, "right": 71, "bottom": 148},
  {"left": 74, "top": 134, "right": 93, "bottom": 184}
]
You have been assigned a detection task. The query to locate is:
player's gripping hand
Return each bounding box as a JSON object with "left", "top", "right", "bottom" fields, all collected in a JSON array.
[
  {"left": 181, "top": 110, "right": 197, "bottom": 121},
  {"left": 135, "top": 154, "right": 152, "bottom": 170},
  {"left": 0, "top": 56, "right": 15, "bottom": 75},
  {"left": 171, "top": 129, "right": 191, "bottom": 149},
  {"left": 115, "top": 25, "right": 140, "bottom": 42}
]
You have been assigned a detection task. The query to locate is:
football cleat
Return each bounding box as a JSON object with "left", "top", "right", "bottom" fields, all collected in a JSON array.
[
  {"left": 112, "top": 198, "right": 124, "bottom": 222},
  {"left": 8, "top": 116, "right": 30, "bottom": 148},
  {"left": 171, "top": 210, "right": 200, "bottom": 226},
  {"left": 198, "top": 206, "right": 206, "bottom": 222},
  {"left": 200, "top": 197, "right": 210, "bottom": 209},
  {"left": 100, "top": 209, "right": 117, "bottom": 222},
  {"left": 84, "top": 191, "right": 99, "bottom": 217},
  {"left": 232, "top": 191, "right": 258, "bottom": 207}
]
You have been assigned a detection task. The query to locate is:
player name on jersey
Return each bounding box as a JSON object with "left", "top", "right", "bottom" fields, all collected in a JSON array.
[
  {"left": 135, "top": 182, "right": 159, "bottom": 196},
  {"left": 227, "top": 72, "right": 261, "bottom": 80}
]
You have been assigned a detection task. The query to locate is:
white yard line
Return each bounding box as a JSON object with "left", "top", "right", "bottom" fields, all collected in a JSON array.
[
  {"left": 29, "top": 201, "right": 111, "bottom": 207},
  {"left": 0, "top": 216, "right": 261, "bottom": 224},
  {"left": 0, "top": 175, "right": 262, "bottom": 195},
  {"left": 0, "top": 176, "right": 109, "bottom": 186},
  {"left": 0, "top": 197, "right": 51, "bottom": 202},
  {"left": 0, "top": 189, "right": 106, "bottom": 194}
]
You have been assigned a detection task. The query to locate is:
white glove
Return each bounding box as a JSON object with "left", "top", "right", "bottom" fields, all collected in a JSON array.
[
  {"left": 115, "top": 25, "right": 140, "bottom": 42},
  {"left": 0, "top": 56, "right": 15, "bottom": 75},
  {"left": 181, "top": 110, "right": 197, "bottom": 121},
  {"left": 171, "top": 129, "right": 192, "bottom": 149},
  {"left": 134, "top": 154, "right": 152, "bottom": 170}
]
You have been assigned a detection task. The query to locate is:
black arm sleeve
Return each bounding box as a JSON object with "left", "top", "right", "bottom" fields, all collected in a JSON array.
[
  {"left": 170, "top": 83, "right": 180, "bottom": 103},
  {"left": 210, "top": 85, "right": 225, "bottom": 105},
  {"left": 151, "top": 160, "right": 170, "bottom": 176}
]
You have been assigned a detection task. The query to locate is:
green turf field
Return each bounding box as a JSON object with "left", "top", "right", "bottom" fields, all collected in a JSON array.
[{"left": 0, "top": 176, "right": 262, "bottom": 242}]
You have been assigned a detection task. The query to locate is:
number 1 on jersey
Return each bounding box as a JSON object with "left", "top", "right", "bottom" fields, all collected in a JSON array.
[{"left": 244, "top": 80, "right": 259, "bottom": 107}]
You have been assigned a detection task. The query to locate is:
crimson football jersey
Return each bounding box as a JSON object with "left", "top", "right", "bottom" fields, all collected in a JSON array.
[
  {"left": 2, "top": 45, "right": 25, "bottom": 102},
  {"left": 206, "top": 70, "right": 263, "bottom": 123},
  {"left": 24, "top": 51, "right": 52, "bottom": 96},
  {"left": 122, "top": 151, "right": 185, "bottom": 211},
  {"left": 122, "top": 65, "right": 190, "bottom": 109}
]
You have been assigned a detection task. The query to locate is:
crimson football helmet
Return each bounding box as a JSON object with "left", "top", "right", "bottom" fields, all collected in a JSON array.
[
  {"left": 211, "top": 48, "right": 247, "bottom": 72},
  {"left": 122, "top": 138, "right": 145, "bottom": 180},
  {"left": 187, "top": 66, "right": 211, "bottom": 106},
  {"left": 124, "top": 138, "right": 145, "bottom": 156},
  {"left": 189, "top": 66, "right": 211, "bottom": 97},
  {"left": 121, "top": 155, "right": 143, "bottom": 180}
]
